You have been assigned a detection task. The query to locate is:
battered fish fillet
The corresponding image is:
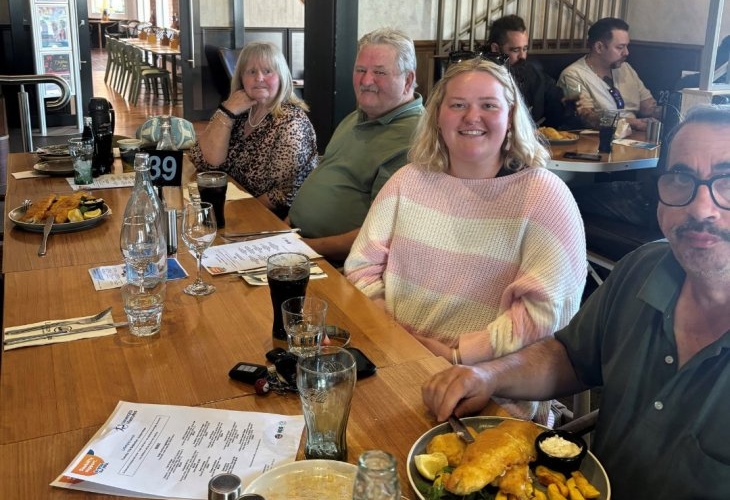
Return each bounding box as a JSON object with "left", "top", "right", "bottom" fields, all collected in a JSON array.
[
  {"left": 22, "top": 194, "right": 56, "bottom": 223},
  {"left": 426, "top": 428, "right": 478, "bottom": 467},
  {"left": 50, "top": 192, "right": 90, "bottom": 223},
  {"left": 496, "top": 463, "right": 534, "bottom": 500},
  {"left": 444, "top": 420, "right": 542, "bottom": 495}
]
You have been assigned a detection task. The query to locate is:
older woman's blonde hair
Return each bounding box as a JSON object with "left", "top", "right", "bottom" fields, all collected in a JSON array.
[
  {"left": 409, "top": 58, "right": 550, "bottom": 173},
  {"left": 230, "top": 41, "right": 309, "bottom": 116}
]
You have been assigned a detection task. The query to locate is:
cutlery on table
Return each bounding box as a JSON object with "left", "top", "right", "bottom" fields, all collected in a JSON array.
[
  {"left": 4, "top": 307, "right": 114, "bottom": 336},
  {"left": 221, "top": 228, "right": 301, "bottom": 242},
  {"left": 38, "top": 215, "right": 54, "bottom": 256},
  {"left": 4, "top": 322, "right": 129, "bottom": 346},
  {"left": 237, "top": 260, "right": 319, "bottom": 276},
  {"left": 448, "top": 414, "right": 476, "bottom": 444},
  {"left": 244, "top": 270, "right": 326, "bottom": 283}
]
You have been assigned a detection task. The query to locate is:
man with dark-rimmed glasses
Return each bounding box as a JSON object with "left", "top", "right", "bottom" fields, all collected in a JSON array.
[
  {"left": 422, "top": 105, "right": 730, "bottom": 500},
  {"left": 558, "top": 17, "right": 661, "bottom": 131}
]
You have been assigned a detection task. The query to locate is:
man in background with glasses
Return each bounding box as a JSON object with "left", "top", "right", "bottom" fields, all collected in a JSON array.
[
  {"left": 487, "top": 15, "right": 565, "bottom": 128},
  {"left": 558, "top": 17, "right": 661, "bottom": 131},
  {"left": 423, "top": 105, "right": 730, "bottom": 500}
]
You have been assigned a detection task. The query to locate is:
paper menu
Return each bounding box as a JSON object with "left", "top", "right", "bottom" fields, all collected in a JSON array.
[
  {"left": 201, "top": 233, "right": 321, "bottom": 275},
  {"left": 52, "top": 401, "right": 304, "bottom": 499}
]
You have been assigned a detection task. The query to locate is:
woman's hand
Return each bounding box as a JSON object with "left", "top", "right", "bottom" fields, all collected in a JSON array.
[
  {"left": 411, "top": 333, "right": 453, "bottom": 361},
  {"left": 222, "top": 90, "right": 257, "bottom": 116}
]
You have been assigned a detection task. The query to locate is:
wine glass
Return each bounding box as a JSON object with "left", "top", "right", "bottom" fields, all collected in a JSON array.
[
  {"left": 120, "top": 215, "right": 162, "bottom": 292},
  {"left": 564, "top": 82, "right": 582, "bottom": 121},
  {"left": 181, "top": 202, "right": 217, "bottom": 296}
]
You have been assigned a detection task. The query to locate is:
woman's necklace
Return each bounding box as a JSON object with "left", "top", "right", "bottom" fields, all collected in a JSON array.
[{"left": 247, "top": 107, "right": 268, "bottom": 129}]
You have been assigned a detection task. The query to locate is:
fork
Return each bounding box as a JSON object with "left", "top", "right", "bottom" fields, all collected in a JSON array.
[{"left": 4, "top": 307, "right": 114, "bottom": 336}]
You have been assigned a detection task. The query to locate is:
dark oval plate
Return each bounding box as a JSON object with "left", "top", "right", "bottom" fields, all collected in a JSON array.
[
  {"left": 407, "top": 416, "right": 611, "bottom": 500},
  {"left": 8, "top": 203, "right": 111, "bottom": 233},
  {"left": 33, "top": 160, "right": 75, "bottom": 176}
]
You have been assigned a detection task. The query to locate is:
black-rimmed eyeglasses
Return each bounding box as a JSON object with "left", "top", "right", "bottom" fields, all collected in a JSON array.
[
  {"left": 448, "top": 50, "right": 510, "bottom": 67},
  {"left": 657, "top": 171, "right": 730, "bottom": 210},
  {"left": 603, "top": 77, "right": 625, "bottom": 110}
]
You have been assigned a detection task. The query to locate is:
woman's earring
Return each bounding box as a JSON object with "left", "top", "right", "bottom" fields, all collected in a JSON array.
[{"left": 503, "top": 130, "right": 513, "bottom": 152}]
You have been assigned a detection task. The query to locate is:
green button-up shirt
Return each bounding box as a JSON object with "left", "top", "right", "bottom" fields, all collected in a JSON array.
[{"left": 556, "top": 242, "right": 730, "bottom": 499}]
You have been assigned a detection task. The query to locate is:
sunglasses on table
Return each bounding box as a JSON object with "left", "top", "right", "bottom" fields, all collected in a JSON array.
[{"left": 603, "top": 76, "right": 625, "bottom": 109}]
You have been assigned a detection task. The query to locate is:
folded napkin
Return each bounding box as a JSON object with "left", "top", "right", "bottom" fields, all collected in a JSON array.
[
  {"left": 614, "top": 118, "right": 632, "bottom": 139},
  {"left": 3, "top": 310, "right": 118, "bottom": 350},
  {"left": 12, "top": 170, "right": 48, "bottom": 179},
  {"left": 183, "top": 182, "right": 252, "bottom": 202},
  {"left": 240, "top": 264, "right": 327, "bottom": 286}
]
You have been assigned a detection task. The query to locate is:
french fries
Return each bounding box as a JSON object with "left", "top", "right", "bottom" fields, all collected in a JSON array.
[
  {"left": 538, "top": 126, "right": 578, "bottom": 141},
  {"left": 535, "top": 467, "right": 600, "bottom": 500}
]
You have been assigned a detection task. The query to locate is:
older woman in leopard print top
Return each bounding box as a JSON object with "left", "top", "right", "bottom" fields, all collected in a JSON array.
[{"left": 190, "top": 42, "right": 318, "bottom": 219}]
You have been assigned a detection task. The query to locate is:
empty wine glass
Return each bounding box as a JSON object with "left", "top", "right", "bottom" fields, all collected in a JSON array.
[
  {"left": 181, "top": 201, "right": 217, "bottom": 296},
  {"left": 120, "top": 214, "right": 162, "bottom": 292}
]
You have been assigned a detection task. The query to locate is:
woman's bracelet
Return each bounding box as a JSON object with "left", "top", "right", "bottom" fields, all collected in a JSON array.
[
  {"left": 211, "top": 110, "right": 233, "bottom": 129},
  {"left": 451, "top": 347, "right": 462, "bottom": 365},
  {"left": 217, "top": 103, "right": 240, "bottom": 119}
]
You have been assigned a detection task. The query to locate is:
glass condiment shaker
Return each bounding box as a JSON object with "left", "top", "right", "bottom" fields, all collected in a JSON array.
[{"left": 352, "top": 450, "right": 401, "bottom": 500}]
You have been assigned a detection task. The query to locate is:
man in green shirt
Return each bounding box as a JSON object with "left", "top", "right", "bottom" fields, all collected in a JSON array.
[
  {"left": 422, "top": 105, "right": 730, "bottom": 499},
  {"left": 287, "top": 28, "right": 424, "bottom": 263}
]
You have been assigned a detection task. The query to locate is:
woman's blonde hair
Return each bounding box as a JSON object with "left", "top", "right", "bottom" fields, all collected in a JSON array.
[
  {"left": 230, "top": 41, "right": 308, "bottom": 116},
  {"left": 409, "top": 58, "right": 550, "bottom": 173}
]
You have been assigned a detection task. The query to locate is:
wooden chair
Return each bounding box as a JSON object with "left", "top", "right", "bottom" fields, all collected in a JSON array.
[{"left": 126, "top": 46, "right": 171, "bottom": 105}]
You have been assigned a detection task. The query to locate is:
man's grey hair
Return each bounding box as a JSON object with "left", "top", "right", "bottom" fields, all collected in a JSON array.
[{"left": 358, "top": 27, "right": 417, "bottom": 77}]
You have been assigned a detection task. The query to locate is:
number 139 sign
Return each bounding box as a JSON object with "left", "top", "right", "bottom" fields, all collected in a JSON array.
[{"left": 147, "top": 150, "right": 184, "bottom": 187}]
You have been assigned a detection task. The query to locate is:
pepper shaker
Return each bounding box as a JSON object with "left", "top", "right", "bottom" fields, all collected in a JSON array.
[{"left": 208, "top": 473, "right": 241, "bottom": 500}]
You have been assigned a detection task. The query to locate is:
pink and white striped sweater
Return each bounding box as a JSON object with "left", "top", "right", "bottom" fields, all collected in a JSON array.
[{"left": 345, "top": 164, "right": 587, "bottom": 365}]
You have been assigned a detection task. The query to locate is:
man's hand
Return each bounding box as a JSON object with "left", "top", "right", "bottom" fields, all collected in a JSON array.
[{"left": 422, "top": 365, "right": 496, "bottom": 422}]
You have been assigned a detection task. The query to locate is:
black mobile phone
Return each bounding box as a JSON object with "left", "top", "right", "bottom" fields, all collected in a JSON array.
[
  {"left": 273, "top": 352, "right": 299, "bottom": 386},
  {"left": 563, "top": 151, "right": 602, "bottom": 161},
  {"left": 228, "top": 362, "right": 268, "bottom": 384},
  {"left": 346, "top": 347, "right": 377, "bottom": 379},
  {"left": 265, "top": 347, "right": 289, "bottom": 363}
]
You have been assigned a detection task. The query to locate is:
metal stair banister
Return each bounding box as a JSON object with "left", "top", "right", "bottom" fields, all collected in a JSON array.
[{"left": 0, "top": 74, "right": 72, "bottom": 152}]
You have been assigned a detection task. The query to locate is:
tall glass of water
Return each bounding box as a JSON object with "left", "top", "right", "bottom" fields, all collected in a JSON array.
[{"left": 181, "top": 202, "right": 217, "bottom": 296}]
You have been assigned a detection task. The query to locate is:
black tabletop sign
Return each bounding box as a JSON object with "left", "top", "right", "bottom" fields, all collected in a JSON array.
[{"left": 147, "top": 150, "right": 183, "bottom": 187}]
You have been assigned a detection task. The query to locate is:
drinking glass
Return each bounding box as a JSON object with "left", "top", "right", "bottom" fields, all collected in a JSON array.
[
  {"left": 282, "top": 295, "right": 328, "bottom": 356},
  {"left": 181, "top": 202, "right": 217, "bottom": 296},
  {"left": 68, "top": 137, "right": 94, "bottom": 185},
  {"left": 352, "top": 450, "right": 402, "bottom": 500},
  {"left": 267, "top": 252, "right": 311, "bottom": 346},
  {"left": 120, "top": 214, "right": 162, "bottom": 291},
  {"left": 563, "top": 82, "right": 581, "bottom": 119},
  {"left": 196, "top": 171, "right": 228, "bottom": 227},
  {"left": 296, "top": 346, "right": 357, "bottom": 461},
  {"left": 598, "top": 111, "right": 618, "bottom": 154}
]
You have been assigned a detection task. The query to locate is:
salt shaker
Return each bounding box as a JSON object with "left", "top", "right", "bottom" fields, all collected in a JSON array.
[
  {"left": 352, "top": 450, "right": 401, "bottom": 500},
  {"left": 208, "top": 473, "right": 242, "bottom": 500}
]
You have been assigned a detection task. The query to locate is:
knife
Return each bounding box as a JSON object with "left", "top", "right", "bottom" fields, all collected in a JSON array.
[
  {"left": 4, "top": 322, "right": 128, "bottom": 346},
  {"left": 223, "top": 228, "right": 301, "bottom": 239},
  {"left": 38, "top": 215, "right": 54, "bottom": 256},
  {"left": 448, "top": 415, "right": 476, "bottom": 443}
]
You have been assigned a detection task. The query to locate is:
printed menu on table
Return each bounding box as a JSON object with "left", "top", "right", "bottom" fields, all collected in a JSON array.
[
  {"left": 51, "top": 401, "right": 304, "bottom": 499},
  {"left": 201, "top": 233, "right": 320, "bottom": 275}
]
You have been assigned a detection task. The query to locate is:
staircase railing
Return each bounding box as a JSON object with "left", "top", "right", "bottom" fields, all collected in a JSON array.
[
  {"left": 436, "top": 0, "right": 628, "bottom": 56},
  {"left": 0, "top": 74, "right": 71, "bottom": 152}
]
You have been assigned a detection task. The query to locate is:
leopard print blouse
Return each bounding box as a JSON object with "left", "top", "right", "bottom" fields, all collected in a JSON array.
[{"left": 190, "top": 102, "right": 318, "bottom": 218}]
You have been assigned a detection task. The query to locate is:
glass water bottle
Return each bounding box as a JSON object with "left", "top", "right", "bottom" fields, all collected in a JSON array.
[{"left": 352, "top": 450, "right": 401, "bottom": 500}]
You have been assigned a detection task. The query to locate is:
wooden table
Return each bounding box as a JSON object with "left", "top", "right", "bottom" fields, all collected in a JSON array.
[
  {"left": 0, "top": 152, "right": 483, "bottom": 498},
  {"left": 122, "top": 38, "right": 181, "bottom": 102},
  {"left": 548, "top": 131, "right": 660, "bottom": 173},
  {"left": 88, "top": 19, "right": 118, "bottom": 49}
]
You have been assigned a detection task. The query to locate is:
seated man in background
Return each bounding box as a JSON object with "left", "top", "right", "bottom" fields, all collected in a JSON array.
[
  {"left": 422, "top": 105, "right": 730, "bottom": 499},
  {"left": 287, "top": 28, "right": 424, "bottom": 263},
  {"left": 487, "top": 14, "right": 566, "bottom": 128},
  {"left": 558, "top": 17, "right": 660, "bottom": 131}
]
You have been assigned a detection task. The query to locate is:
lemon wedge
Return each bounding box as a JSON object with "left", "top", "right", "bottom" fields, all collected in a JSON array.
[
  {"left": 83, "top": 208, "right": 102, "bottom": 219},
  {"left": 414, "top": 452, "right": 448, "bottom": 481},
  {"left": 67, "top": 208, "right": 84, "bottom": 222}
]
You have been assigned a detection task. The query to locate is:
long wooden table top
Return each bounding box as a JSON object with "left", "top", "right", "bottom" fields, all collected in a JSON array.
[
  {"left": 548, "top": 131, "right": 660, "bottom": 173},
  {"left": 1, "top": 152, "right": 465, "bottom": 498}
]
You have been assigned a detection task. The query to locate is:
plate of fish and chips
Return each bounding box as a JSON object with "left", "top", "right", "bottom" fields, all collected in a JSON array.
[
  {"left": 407, "top": 416, "right": 610, "bottom": 500},
  {"left": 8, "top": 192, "right": 110, "bottom": 233},
  {"left": 538, "top": 127, "right": 579, "bottom": 145}
]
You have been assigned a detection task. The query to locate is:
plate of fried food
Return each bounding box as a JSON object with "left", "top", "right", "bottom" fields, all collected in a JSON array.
[
  {"left": 538, "top": 127, "right": 580, "bottom": 145},
  {"left": 407, "top": 416, "right": 610, "bottom": 500},
  {"left": 8, "top": 192, "right": 110, "bottom": 233}
]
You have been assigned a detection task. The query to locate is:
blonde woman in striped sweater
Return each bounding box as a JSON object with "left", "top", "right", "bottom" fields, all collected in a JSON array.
[{"left": 344, "top": 58, "right": 587, "bottom": 423}]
